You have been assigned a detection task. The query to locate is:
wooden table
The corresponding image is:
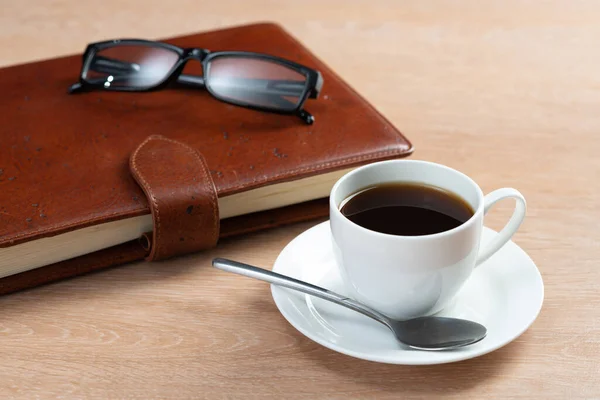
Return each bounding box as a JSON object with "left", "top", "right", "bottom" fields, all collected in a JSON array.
[{"left": 1, "top": 1, "right": 598, "bottom": 398}]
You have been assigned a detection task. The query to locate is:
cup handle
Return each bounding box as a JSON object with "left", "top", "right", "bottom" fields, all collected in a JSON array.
[{"left": 475, "top": 188, "right": 527, "bottom": 267}]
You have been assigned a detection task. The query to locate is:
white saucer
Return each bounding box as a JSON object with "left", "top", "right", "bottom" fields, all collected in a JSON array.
[{"left": 270, "top": 221, "right": 544, "bottom": 365}]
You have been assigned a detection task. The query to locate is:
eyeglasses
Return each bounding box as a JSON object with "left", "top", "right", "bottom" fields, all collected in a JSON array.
[{"left": 68, "top": 39, "right": 324, "bottom": 124}]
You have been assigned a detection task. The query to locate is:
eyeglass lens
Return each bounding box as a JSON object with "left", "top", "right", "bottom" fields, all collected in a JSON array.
[
  {"left": 85, "top": 45, "right": 180, "bottom": 88},
  {"left": 206, "top": 57, "right": 308, "bottom": 111}
]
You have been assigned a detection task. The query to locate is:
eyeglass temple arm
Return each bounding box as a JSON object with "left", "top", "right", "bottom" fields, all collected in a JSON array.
[{"left": 179, "top": 75, "right": 315, "bottom": 124}]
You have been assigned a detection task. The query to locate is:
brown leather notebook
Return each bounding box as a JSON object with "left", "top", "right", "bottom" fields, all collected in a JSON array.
[{"left": 0, "top": 22, "right": 413, "bottom": 295}]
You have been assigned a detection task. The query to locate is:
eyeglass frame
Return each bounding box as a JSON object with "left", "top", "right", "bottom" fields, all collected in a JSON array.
[{"left": 68, "top": 38, "right": 324, "bottom": 125}]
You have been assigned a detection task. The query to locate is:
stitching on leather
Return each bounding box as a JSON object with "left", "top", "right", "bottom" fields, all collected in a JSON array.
[
  {"left": 130, "top": 135, "right": 163, "bottom": 260},
  {"left": 198, "top": 155, "right": 219, "bottom": 244},
  {"left": 186, "top": 144, "right": 218, "bottom": 245},
  {"left": 154, "top": 137, "right": 219, "bottom": 246}
]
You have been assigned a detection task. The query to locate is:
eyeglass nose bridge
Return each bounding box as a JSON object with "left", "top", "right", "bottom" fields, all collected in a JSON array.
[{"left": 182, "top": 48, "right": 210, "bottom": 62}]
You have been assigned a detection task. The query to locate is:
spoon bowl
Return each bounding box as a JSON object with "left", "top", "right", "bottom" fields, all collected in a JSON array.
[
  {"left": 212, "top": 258, "right": 487, "bottom": 350},
  {"left": 390, "top": 316, "right": 487, "bottom": 350}
]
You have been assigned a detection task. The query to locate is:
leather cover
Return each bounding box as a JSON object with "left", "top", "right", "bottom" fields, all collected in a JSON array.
[{"left": 0, "top": 22, "right": 413, "bottom": 294}]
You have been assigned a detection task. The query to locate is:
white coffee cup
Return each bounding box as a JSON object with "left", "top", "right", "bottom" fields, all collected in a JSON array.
[{"left": 329, "top": 159, "right": 526, "bottom": 320}]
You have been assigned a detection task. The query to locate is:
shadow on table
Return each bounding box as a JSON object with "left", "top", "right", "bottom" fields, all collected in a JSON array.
[
  {"left": 245, "top": 294, "right": 521, "bottom": 395},
  {"left": 283, "top": 319, "right": 521, "bottom": 395}
]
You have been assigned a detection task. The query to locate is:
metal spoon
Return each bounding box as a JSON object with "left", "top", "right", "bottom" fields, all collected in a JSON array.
[{"left": 212, "top": 258, "right": 487, "bottom": 351}]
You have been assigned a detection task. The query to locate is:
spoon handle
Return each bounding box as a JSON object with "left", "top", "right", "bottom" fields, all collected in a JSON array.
[{"left": 211, "top": 258, "right": 391, "bottom": 327}]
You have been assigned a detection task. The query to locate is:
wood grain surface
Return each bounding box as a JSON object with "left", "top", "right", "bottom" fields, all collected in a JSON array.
[{"left": 1, "top": 0, "right": 599, "bottom": 398}]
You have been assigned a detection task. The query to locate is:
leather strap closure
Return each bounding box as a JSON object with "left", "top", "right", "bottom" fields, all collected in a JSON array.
[{"left": 129, "top": 135, "right": 220, "bottom": 261}]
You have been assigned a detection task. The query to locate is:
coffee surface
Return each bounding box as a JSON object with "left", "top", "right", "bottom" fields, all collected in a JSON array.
[{"left": 340, "top": 182, "right": 474, "bottom": 236}]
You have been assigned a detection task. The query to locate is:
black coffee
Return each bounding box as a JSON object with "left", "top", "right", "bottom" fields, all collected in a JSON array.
[{"left": 340, "top": 182, "right": 474, "bottom": 236}]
